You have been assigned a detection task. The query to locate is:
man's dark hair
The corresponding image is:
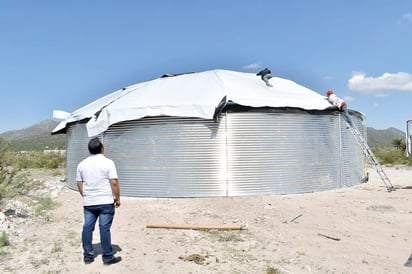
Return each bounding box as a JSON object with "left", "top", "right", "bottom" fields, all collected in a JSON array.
[
  {"left": 256, "top": 68, "right": 271, "bottom": 78},
  {"left": 88, "top": 137, "right": 103, "bottom": 154}
]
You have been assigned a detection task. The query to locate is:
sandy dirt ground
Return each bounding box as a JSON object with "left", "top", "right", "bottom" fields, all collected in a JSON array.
[{"left": 1, "top": 166, "right": 412, "bottom": 274}]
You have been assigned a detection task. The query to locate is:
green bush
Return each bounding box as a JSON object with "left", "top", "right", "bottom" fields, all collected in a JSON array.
[
  {"left": 0, "top": 138, "right": 17, "bottom": 201},
  {"left": 0, "top": 171, "right": 38, "bottom": 201},
  {"left": 0, "top": 140, "right": 65, "bottom": 201},
  {"left": 3, "top": 151, "right": 65, "bottom": 169},
  {"left": 266, "top": 266, "right": 282, "bottom": 274},
  {"left": 0, "top": 231, "right": 9, "bottom": 247},
  {"left": 35, "top": 196, "right": 58, "bottom": 217},
  {"left": 372, "top": 147, "right": 412, "bottom": 166}
]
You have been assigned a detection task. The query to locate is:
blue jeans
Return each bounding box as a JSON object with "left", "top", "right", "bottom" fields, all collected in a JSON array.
[
  {"left": 82, "top": 204, "right": 115, "bottom": 263},
  {"left": 263, "top": 74, "right": 275, "bottom": 85},
  {"left": 341, "top": 104, "right": 353, "bottom": 125}
]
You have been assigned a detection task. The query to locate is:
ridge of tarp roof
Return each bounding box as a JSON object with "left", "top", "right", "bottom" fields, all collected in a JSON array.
[{"left": 52, "top": 69, "right": 332, "bottom": 137}]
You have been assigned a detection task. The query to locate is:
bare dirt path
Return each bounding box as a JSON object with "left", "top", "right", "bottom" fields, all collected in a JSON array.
[{"left": 1, "top": 167, "right": 412, "bottom": 273}]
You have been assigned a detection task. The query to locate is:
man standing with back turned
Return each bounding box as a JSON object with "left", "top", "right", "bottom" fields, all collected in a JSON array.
[{"left": 76, "top": 137, "right": 122, "bottom": 265}]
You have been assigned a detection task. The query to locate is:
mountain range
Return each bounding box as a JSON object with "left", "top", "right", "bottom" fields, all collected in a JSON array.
[
  {"left": 0, "top": 120, "right": 65, "bottom": 151},
  {"left": 367, "top": 127, "right": 406, "bottom": 148},
  {"left": 0, "top": 119, "right": 407, "bottom": 151}
]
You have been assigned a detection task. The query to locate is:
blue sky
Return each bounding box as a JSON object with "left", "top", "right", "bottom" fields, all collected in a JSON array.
[{"left": 1, "top": 1, "right": 411, "bottom": 133}]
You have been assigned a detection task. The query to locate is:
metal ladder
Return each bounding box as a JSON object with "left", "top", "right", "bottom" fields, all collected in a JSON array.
[{"left": 348, "top": 124, "right": 395, "bottom": 192}]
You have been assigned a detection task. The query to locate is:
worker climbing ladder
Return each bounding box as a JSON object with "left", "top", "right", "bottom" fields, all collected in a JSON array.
[{"left": 348, "top": 124, "right": 395, "bottom": 192}]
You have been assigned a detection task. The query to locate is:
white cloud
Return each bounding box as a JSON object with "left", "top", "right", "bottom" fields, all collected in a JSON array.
[
  {"left": 343, "top": 95, "right": 354, "bottom": 103},
  {"left": 372, "top": 103, "right": 379, "bottom": 108},
  {"left": 348, "top": 71, "right": 412, "bottom": 94},
  {"left": 243, "top": 63, "right": 261, "bottom": 70},
  {"left": 402, "top": 13, "right": 412, "bottom": 22},
  {"left": 397, "top": 13, "right": 412, "bottom": 24},
  {"left": 376, "top": 92, "right": 391, "bottom": 98},
  {"left": 323, "top": 75, "right": 334, "bottom": 81}
]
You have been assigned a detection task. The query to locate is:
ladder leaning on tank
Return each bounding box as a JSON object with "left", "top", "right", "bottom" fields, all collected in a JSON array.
[{"left": 348, "top": 123, "right": 395, "bottom": 192}]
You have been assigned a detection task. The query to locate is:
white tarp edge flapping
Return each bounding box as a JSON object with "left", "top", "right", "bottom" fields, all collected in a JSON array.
[{"left": 52, "top": 69, "right": 332, "bottom": 137}]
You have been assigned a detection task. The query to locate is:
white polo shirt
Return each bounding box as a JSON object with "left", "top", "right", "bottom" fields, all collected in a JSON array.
[
  {"left": 76, "top": 154, "right": 118, "bottom": 206},
  {"left": 327, "top": 94, "right": 346, "bottom": 109}
]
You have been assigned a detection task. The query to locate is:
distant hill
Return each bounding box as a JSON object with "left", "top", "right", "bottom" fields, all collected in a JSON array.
[
  {"left": 0, "top": 120, "right": 65, "bottom": 151},
  {"left": 0, "top": 120, "right": 406, "bottom": 151},
  {"left": 367, "top": 127, "right": 405, "bottom": 148}
]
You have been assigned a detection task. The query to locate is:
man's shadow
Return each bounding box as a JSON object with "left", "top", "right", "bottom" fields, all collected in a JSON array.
[{"left": 92, "top": 243, "right": 122, "bottom": 257}]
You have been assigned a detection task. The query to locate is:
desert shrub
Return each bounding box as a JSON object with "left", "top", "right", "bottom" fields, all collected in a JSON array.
[
  {"left": 5, "top": 151, "right": 65, "bottom": 169},
  {"left": 0, "top": 231, "right": 9, "bottom": 247},
  {"left": 0, "top": 171, "right": 38, "bottom": 201},
  {"left": 35, "top": 196, "right": 58, "bottom": 217},
  {"left": 392, "top": 137, "right": 406, "bottom": 152},
  {"left": 266, "top": 266, "right": 282, "bottom": 274},
  {"left": 0, "top": 142, "right": 65, "bottom": 202},
  {"left": 372, "top": 147, "right": 412, "bottom": 166},
  {"left": 0, "top": 138, "right": 17, "bottom": 201},
  {"left": 0, "top": 169, "right": 17, "bottom": 201},
  {"left": 371, "top": 137, "right": 412, "bottom": 166},
  {"left": 51, "top": 169, "right": 63, "bottom": 177},
  {"left": 51, "top": 241, "right": 63, "bottom": 253},
  {"left": 1, "top": 140, "right": 51, "bottom": 201}
]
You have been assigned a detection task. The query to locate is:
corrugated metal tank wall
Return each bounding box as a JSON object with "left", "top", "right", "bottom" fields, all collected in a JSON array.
[
  {"left": 65, "top": 112, "right": 367, "bottom": 197},
  {"left": 104, "top": 117, "right": 226, "bottom": 197},
  {"left": 65, "top": 122, "right": 90, "bottom": 186}
]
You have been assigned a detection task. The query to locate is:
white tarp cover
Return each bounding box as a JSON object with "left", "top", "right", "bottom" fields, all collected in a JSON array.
[{"left": 53, "top": 69, "right": 332, "bottom": 137}]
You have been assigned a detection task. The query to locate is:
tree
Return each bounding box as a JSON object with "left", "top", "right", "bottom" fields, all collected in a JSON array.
[
  {"left": 392, "top": 137, "right": 406, "bottom": 152},
  {"left": 0, "top": 138, "right": 16, "bottom": 201}
]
